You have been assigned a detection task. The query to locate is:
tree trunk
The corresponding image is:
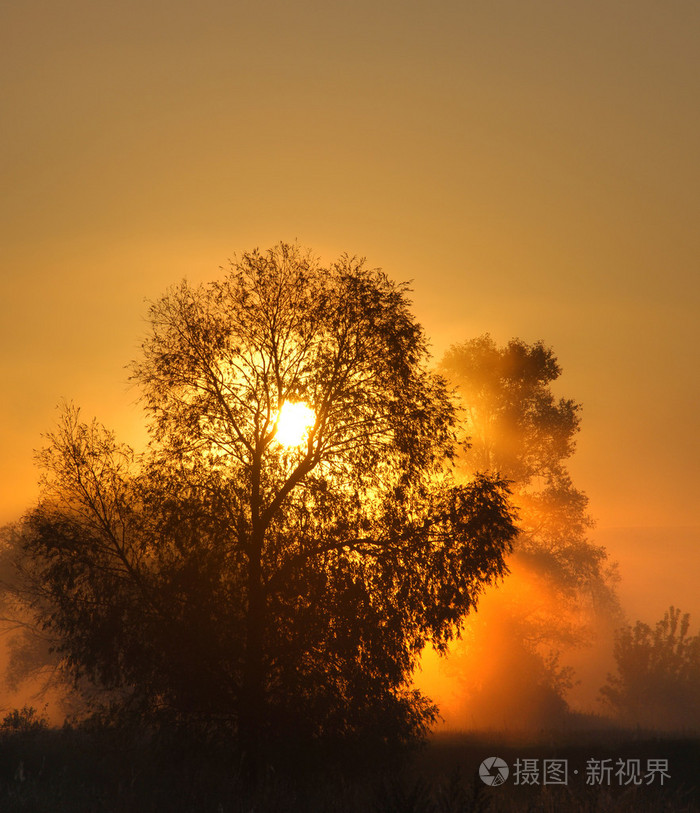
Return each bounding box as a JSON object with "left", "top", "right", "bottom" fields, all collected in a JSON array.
[{"left": 240, "top": 528, "right": 265, "bottom": 785}]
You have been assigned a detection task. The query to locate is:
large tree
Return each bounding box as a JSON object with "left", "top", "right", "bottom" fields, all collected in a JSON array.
[
  {"left": 15, "top": 245, "right": 516, "bottom": 759},
  {"left": 431, "top": 335, "right": 619, "bottom": 727}
]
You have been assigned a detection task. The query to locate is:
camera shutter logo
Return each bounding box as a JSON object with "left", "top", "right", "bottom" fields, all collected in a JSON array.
[{"left": 479, "top": 756, "right": 509, "bottom": 786}]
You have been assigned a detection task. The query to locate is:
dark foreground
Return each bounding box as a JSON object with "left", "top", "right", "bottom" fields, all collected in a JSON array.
[{"left": 0, "top": 722, "right": 698, "bottom": 812}]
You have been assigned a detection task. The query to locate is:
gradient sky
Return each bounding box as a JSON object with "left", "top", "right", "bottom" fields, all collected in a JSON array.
[{"left": 2, "top": 1, "right": 699, "bottom": 546}]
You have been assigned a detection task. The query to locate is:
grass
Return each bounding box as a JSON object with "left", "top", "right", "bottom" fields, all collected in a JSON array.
[{"left": 0, "top": 720, "right": 698, "bottom": 811}]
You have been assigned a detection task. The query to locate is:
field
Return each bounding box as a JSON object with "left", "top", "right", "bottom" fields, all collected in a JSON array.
[{"left": 0, "top": 722, "right": 698, "bottom": 812}]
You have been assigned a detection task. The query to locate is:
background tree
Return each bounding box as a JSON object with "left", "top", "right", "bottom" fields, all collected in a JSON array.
[
  {"left": 600, "top": 606, "right": 700, "bottom": 729},
  {"left": 431, "top": 335, "right": 620, "bottom": 728},
  {"left": 13, "top": 245, "right": 516, "bottom": 762}
]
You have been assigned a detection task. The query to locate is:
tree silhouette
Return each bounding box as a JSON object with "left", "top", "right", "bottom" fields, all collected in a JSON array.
[
  {"left": 600, "top": 606, "right": 700, "bottom": 729},
  {"left": 434, "top": 335, "right": 619, "bottom": 727},
  {"left": 14, "top": 245, "right": 516, "bottom": 764}
]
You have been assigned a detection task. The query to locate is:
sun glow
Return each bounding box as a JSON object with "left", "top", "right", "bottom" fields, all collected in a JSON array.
[{"left": 275, "top": 401, "right": 316, "bottom": 448}]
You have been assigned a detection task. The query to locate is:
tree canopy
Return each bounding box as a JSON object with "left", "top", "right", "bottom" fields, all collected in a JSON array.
[
  {"left": 14, "top": 244, "right": 516, "bottom": 757},
  {"left": 442, "top": 335, "right": 580, "bottom": 485}
]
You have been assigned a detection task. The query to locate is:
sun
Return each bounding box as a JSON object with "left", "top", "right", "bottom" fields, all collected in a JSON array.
[{"left": 275, "top": 401, "right": 316, "bottom": 447}]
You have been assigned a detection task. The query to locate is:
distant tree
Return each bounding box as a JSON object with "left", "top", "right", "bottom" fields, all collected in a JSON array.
[
  {"left": 13, "top": 245, "right": 516, "bottom": 765},
  {"left": 600, "top": 606, "right": 700, "bottom": 729},
  {"left": 433, "top": 335, "right": 619, "bottom": 727},
  {"left": 0, "top": 706, "right": 48, "bottom": 732},
  {"left": 441, "top": 336, "right": 617, "bottom": 601}
]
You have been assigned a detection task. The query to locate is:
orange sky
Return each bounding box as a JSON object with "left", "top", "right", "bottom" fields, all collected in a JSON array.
[{"left": 2, "top": 1, "right": 699, "bottom": 544}]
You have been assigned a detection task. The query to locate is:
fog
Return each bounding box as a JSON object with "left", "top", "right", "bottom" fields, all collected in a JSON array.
[{"left": 416, "top": 526, "right": 700, "bottom": 734}]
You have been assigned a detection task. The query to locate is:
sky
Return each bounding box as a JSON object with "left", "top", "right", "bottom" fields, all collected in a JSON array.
[{"left": 2, "top": 1, "right": 699, "bottom": 583}]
